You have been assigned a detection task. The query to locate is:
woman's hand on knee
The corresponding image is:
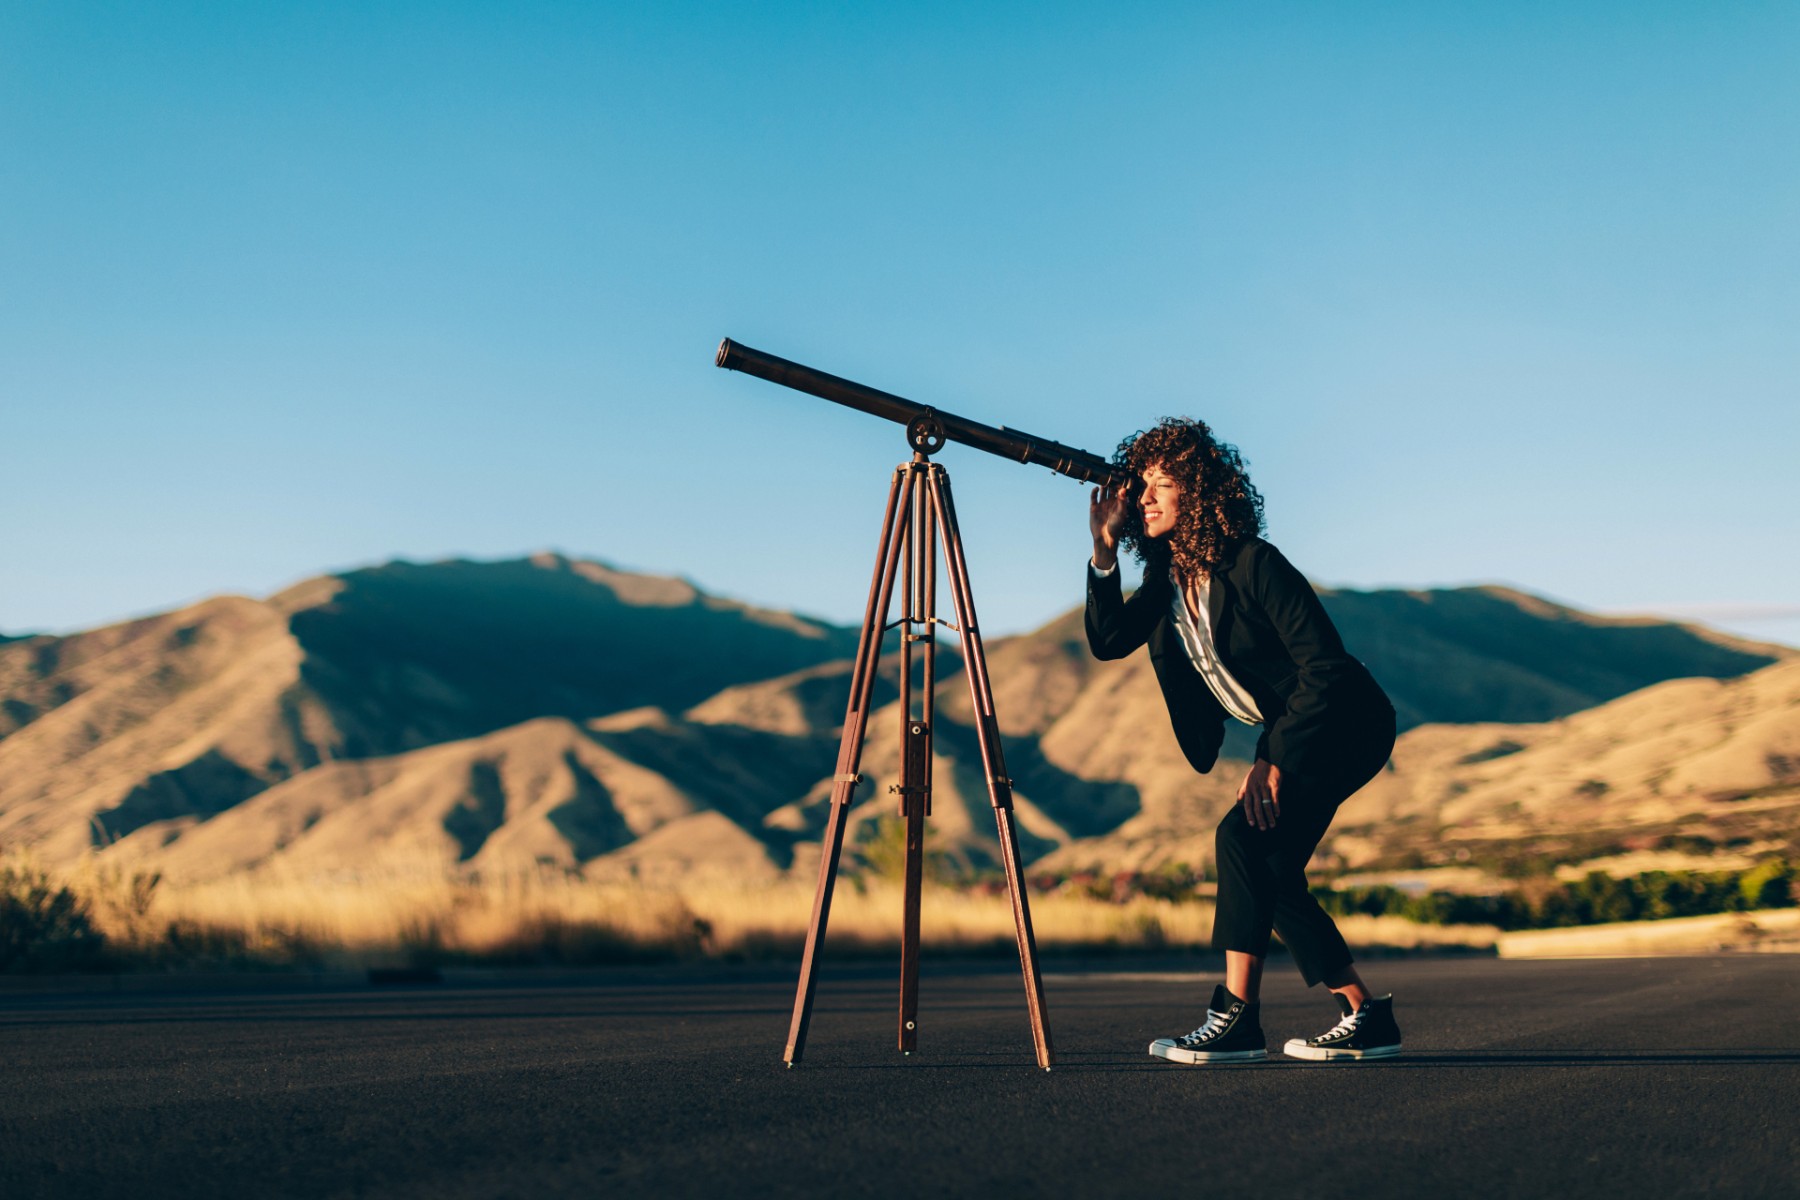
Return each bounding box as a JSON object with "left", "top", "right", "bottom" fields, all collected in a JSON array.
[{"left": 1237, "top": 758, "right": 1282, "bottom": 830}]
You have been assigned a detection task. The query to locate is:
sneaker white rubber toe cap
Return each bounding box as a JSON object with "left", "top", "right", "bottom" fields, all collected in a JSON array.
[
  {"left": 1150, "top": 1041, "right": 1268, "bottom": 1064},
  {"left": 1282, "top": 1037, "right": 1401, "bottom": 1061}
]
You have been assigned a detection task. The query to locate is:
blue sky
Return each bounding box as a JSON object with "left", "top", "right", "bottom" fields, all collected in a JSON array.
[{"left": 4, "top": 1, "right": 1797, "bottom": 646}]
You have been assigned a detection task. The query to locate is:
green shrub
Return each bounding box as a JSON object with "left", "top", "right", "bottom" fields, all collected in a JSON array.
[{"left": 1738, "top": 858, "right": 1794, "bottom": 910}]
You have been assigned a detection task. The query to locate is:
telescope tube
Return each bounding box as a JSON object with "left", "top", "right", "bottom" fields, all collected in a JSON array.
[{"left": 716, "top": 338, "right": 1127, "bottom": 487}]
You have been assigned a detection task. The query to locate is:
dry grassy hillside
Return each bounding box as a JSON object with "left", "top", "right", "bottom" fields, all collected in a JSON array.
[
  {"left": 2, "top": 559, "right": 1790, "bottom": 886},
  {"left": 1329, "top": 657, "right": 1800, "bottom": 874},
  {"left": 1043, "top": 657, "right": 1800, "bottom": 878},
  {"left": 0, "top": 594, "right": 324, "bottom": 863},
  {"left": 938, "top": 591, "right": 1791, "bottom": 875},
  {"left": 0, "top": 555, "right": 854, "bottom": 866},
  {"left": 77, "top": 644, "right": 1798, "bottom": 887}
]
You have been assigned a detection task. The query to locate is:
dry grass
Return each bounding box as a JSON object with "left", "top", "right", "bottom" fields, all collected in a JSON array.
[
  {"left": 697, "top": 880, "right": 1222, "bottom": 958},
  {"left": 1497, "top": 907, "right": 1800, "bottom": 958},
  {"left": 1330, "top": 914, "right": 1500, "bottom": 951},
  {"left": 16, "top": 852, "right": 1496, "bottom": 972},
  {"left": 91, "top": 869, "right": 1226, "bottom": 967}
]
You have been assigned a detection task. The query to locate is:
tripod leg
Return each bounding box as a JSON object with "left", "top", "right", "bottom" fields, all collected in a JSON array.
[
  {"left": 784, "top": 466, "right": 914, "bottom": 1067},
  {"left": 897, "top": 467, "right": 935, "bottom": 1053},
  {"left": 928, "top": 466, "right": 1055, "bottom": 1070},
  {"left": 897, "top": 719, "right": 927, "bottom": 1053}
]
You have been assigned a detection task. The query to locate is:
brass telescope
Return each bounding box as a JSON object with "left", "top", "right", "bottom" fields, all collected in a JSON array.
[
  {"left": 714, "top": 337, "right": 1131, "bottom": 1072},
  {"left": 715, "top": 338, "right": 1127, "bottom": 487}
]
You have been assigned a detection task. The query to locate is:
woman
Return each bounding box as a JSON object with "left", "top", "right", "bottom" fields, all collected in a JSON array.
[{"left": 1086, "top": 417, "right": 1400, "bottom": 1063}]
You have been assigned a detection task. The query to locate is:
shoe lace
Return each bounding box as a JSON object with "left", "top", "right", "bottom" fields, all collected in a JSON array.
[
  {"left": 1316, "top": 1008, "right": 1364, "bottom": 1043},
  {"left": 1177, "top": 1009, "right": 1232, "bottom": 1046}
]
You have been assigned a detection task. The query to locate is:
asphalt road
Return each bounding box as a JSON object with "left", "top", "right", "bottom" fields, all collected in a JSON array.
[{"left": 4, "top": 955, "right": 1797, "bottom": 1199}]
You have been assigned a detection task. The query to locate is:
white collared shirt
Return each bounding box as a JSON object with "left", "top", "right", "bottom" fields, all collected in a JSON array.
[{"left": 1091, "top": 558, "right": 1263, "bottom": 726}]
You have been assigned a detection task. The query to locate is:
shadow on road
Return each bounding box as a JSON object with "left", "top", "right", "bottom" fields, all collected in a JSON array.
[
  {"left": 796, "top": 1048, "right": 1800, "bottom": 1071},
  {"left": 1381, "top": 1050, "right": 1800, "bottom": 1068}
]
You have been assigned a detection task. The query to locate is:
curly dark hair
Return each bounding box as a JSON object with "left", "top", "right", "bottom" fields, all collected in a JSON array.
[{"left": 1114, "top": 417, "right": 1265, "bottom": 580}]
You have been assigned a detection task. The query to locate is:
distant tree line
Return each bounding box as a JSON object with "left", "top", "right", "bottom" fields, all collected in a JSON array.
[
  {"left": 1017, "top": 860, "right": 1795, "bottom": 932},
  {"left": 1311, "top": 860, "right": 1794, "bottom": 930}
]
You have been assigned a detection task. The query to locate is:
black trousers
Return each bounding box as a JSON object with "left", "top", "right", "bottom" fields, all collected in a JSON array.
[{"left": 1211, "top": 714, "right": 1396, "bottom": 986}]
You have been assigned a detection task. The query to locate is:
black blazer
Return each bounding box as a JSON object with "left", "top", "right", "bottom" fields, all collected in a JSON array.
[{"left": 1085, "top": 537, "right": 1394, "bottom": 783}]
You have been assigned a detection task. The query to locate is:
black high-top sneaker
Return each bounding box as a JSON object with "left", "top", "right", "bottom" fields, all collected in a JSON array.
[
  {"left": 1149, "top": 984, "right": 1268, "bottom": 1063},
  {"left": 1283, "top": 993, "right": 1402, "bottom": 1061}
]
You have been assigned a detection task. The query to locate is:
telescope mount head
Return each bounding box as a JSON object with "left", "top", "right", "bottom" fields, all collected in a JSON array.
[{"left": 906, "top": 410, "right": 947, "bottom": 457}]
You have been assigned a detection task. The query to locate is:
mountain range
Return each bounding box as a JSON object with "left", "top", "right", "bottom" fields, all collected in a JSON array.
[{"left": 0, "top": 554, "right": 1790, "bottom": 885}]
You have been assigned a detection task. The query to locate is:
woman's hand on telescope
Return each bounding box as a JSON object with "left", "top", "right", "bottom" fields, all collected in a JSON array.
[
  {"left": 1237, "top": 759, "right": 1282, "bottom": 831},
  {"left": 1089, "top": 484, "right": 1130, "bottom": 571}
]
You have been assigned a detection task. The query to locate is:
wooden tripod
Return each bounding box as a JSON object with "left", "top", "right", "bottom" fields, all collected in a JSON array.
[{"left": 782, "top": 444, "right": 1054, "bottom": 1071}]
